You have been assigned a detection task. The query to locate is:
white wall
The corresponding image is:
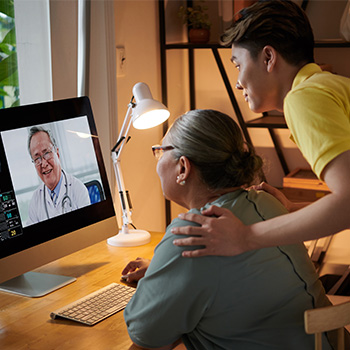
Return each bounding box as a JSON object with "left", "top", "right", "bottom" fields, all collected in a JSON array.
[{"left": 114, "top": 0, "right": 167, "bottom": 232}]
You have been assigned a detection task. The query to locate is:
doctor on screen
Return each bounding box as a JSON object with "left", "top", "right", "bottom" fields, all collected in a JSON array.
[{"left": 26, "top": 126, "right": 91, "bottom": 225}]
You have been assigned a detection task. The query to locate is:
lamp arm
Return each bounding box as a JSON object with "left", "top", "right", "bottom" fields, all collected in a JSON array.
[
  {"left": 113, "top": 103, "right": 133, "bottom": 158},
  {"left": 111, "top": 104, "right": 134, "bottom": 234}
]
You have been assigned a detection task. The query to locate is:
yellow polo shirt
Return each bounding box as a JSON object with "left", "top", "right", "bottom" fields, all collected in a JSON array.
[{"left": 284, "top": 63, "right": 350, "bottom": 179}]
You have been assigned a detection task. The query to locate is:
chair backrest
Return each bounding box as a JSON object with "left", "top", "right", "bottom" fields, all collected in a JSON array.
[
  {"left": 85, "top": 180, "right": 105, "bottom": 204},
  {"left": 307, "top": 235, "right": 333, "bottom": 272},
  {"left": 304, "top": 301, "right": 350, "bottom": 350}
]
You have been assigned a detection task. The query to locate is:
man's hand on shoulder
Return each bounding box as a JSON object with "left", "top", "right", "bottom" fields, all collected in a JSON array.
[
  {"left": 249, "top": 182, "right": 308, "bottom": 212},
  {"left": 171, "top": 205, "right": 252, "bottom": 257}
]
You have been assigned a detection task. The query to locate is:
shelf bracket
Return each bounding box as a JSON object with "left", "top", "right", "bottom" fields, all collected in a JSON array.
[{"left": 211, "top": 48, "right": 252, "bottom": 145}]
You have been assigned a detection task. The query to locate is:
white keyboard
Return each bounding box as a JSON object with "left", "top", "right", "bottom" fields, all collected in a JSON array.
[{"left": 50, "top": 283, "right": 136, "bottom": 326}]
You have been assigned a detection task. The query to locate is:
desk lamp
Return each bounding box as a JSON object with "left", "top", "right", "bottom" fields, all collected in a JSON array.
[{"left": 107, "top": 82, "right": 170, "bottom": 247}]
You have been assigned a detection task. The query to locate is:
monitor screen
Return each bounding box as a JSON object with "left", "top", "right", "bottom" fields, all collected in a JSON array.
[{"left": 0, "top": 97, "right": 118, "bottom": 296}]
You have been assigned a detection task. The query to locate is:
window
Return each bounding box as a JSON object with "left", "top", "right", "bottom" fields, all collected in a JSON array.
[{"left": 0, "top": 0, "right": 19, "bottom": 108}]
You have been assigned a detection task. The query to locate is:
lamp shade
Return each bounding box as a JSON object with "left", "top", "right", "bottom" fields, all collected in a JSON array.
[{"left": 132, "top": 82, "right": 170, "bottom": 130}]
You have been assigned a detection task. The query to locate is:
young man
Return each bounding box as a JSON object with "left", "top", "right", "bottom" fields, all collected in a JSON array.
[{"left": 171, "top": 0, "right": 350, "bottom": 257}]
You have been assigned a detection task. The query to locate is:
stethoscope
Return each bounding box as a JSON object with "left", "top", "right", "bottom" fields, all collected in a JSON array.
[{"left": 43, "top": 170, "right": 72, "bottom": 219}]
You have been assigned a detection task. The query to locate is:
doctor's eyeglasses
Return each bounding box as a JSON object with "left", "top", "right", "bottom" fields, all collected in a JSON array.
[
  {"left": 152, "top": 145, "right": 174, "bottom": 160},
  {"left": 32, "top": 150, "right": 54, "bottom": 166}
]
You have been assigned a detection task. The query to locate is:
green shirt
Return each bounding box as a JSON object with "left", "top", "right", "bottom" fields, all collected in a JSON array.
[{"left": 124, "top": 189, "right": 332, "bottom": 349}]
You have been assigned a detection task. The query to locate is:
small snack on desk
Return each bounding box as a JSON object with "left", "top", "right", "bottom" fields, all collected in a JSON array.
[{"left": 50, "top": 282, "right": 135, "bottom": 326}]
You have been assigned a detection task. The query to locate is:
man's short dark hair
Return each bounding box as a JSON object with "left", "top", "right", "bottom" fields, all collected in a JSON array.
[{"left": 221, "top": 0, "right": 314, "bottom": 65}]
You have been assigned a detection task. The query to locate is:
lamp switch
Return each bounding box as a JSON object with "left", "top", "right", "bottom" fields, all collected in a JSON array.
[{"left": 116, "top": 47, "right": 126, "bottom": 77}]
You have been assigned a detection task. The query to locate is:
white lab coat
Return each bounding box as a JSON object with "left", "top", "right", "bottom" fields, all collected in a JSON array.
[{"left": 26, "top": 171, "right": 91, "bottom": 226}]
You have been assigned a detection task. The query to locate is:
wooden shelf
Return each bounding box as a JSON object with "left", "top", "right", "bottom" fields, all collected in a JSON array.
[
  {"left": 315, "top": 40, "right": 350, "bottom": 48},
  {"left": 283, "top": 168, "right": 330, "bottom": 191},
  {"left": 245, "top": 115, "right": 287, "bottom": 129},
  {"left": 164, "top": 42, "right": 223, "bottom": 50},
  {"left": 164, "top": 41, "right": 350, "bottom": 50}
]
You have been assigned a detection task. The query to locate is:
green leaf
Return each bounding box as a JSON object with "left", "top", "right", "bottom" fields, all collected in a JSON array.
[
  {"left": 0, "top": 43, "right": 13, "bottom": 56},
  {"left": 0, "top": 87, "right": 9, "bottom": 97},
  {"left": 0, "top": 67, "right": 18, "bottom": 86},
  {"left": 11, "top": 98, "right": 19, "bottom": 107},
  {"left": 3, "top": 27, "right": 16, "bottom": 47},
  {"left": 0, "top": 0, "right": 15, "bottom": 19},
  {"left": 0, "top": 52, "right": 17, "bottom": 84}
]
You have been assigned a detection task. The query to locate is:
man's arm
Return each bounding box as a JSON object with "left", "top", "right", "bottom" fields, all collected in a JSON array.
[{"left": 172, "top": 150, "right": 350, "bottom": 257}]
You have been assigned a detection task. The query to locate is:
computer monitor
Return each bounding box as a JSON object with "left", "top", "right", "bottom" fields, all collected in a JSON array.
[{"left": 0, "top": 97, "right": 118, "bottom": 297}]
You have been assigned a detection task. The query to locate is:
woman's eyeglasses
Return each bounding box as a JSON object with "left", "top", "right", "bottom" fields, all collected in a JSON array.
[{"left": 151, "top": 145, "right": 174, "bottom": 160}]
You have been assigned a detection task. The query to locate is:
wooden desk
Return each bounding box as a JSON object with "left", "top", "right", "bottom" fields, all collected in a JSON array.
[{"left": 0, "top": 232, "right": 164, "bottom": 350}]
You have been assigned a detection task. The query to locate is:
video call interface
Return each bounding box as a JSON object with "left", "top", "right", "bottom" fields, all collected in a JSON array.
[{"left": 0, "top": 98, "right": 109, "bottom": 259}]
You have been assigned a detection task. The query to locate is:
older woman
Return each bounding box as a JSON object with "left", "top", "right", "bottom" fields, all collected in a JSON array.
[{"left": 123, "top": 109, "right": 336, "bottom": 350}]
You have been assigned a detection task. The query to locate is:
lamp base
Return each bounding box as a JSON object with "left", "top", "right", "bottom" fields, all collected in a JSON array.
[{"left": 107, "top": 229, "right": 151, "bottom": 247}]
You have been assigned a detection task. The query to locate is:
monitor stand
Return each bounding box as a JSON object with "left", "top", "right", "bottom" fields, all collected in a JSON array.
[{"left": 0, "top": 271, "right": 76, "bottom": 297}]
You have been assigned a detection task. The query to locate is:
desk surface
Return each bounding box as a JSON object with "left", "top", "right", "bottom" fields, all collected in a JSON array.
[{"left": 0, "top": 232, "right": 164, "bottom": 350}]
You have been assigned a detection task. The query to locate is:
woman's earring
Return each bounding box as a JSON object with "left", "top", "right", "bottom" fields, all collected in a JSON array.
[{"left": 176, "top": 176, "right": 186, "bottom": 186}]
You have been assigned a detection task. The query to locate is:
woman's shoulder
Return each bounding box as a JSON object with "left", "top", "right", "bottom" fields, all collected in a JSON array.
[
  {"left": 165, "top": 209, "right": 201, "bottom": 236},
  {"left": 246, "top": 189, "right": 289, "bottom": 220},
  {"left": 208, "top": 189, "right": 288, "bottom": 221},
  {"left": 154, "top": 209, "right": 205, "bottom": 260}
]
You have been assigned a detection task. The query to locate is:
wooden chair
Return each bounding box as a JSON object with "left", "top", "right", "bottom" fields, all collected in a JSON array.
[
  {"left": 307, "top": 236, "right": 333, "bottom": 273},
  {"left": 304, "top": 301, "right": 350, "bottom": 350}
]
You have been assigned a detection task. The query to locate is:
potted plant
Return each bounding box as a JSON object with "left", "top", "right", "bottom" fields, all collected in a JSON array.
[{"left": 178, "top": 0, "right": 211, "bottom": 43}]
